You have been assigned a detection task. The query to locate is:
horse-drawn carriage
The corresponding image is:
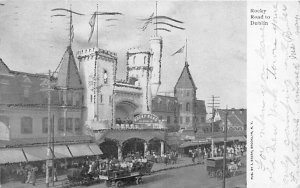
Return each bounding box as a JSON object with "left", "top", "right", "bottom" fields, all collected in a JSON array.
[
  {"left": 98, "top": 159, "right": 154, "bottom": 187},
  {"left": 66, "top": 166, "right": 101, "bottom": 187},
  {"left": 206, "top": 156, "right": 239, "bottom": 179}
]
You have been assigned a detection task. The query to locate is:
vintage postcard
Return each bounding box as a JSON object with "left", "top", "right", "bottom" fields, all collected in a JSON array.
[{"left": 0, "top": 0, "right": 298, "bottom": 188}]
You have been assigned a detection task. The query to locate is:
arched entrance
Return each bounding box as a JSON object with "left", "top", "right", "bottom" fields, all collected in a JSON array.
[
  {"left": 99, "top": 139, "right": 118, "bottom": 159},
  {"left": 122, "top": 138, "right": 145, "bottom": 158},
  {"left": 115, "top": 100, "right": 139, "bottom": 124},
  {"left": 148, "top": 138, "right": 165, "bottom": 155}
]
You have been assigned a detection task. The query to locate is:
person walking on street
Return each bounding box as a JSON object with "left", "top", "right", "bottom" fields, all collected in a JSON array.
[{"left": 31, "top": 167, "right": 37, "bottom": 186}]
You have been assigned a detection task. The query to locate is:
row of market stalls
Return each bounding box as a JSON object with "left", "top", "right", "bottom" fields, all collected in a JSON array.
[
  {"left": 0, "top": 135, "right": 102, "bottom": 164},
  {"left": 176, "top": 129, "right": 247, "bottom": 155},
  {"left": 0, "top": 143, "right": 102, "bottom": 164},
  {"left": 0, "top": 135, "right": 103, "bottom": 184}
]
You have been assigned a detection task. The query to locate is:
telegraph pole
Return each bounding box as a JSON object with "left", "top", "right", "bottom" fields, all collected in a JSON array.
[
  {"left": 222, "top": 106, "right": 228, "bottom": 188},
  {"left": 46, "top": 70, "right": 52, "bottom": 187},
  {"left": 207, "top": 95, "right": 220, "bottom": 157}
]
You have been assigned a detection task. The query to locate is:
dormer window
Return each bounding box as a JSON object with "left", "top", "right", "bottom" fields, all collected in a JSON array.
[{"left": 103, "top": 70, "right": 108, "bottom": 84}]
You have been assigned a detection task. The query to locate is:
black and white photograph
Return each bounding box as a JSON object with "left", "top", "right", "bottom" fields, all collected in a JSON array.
[{"left": 0, "top": 1, "right": 247, "bottom": 188}]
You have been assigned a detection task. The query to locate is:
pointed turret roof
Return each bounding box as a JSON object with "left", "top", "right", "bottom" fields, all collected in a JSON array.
[
  {"left": 56, "top": 46, "right": 83, "bottom": 89},
  {"left": 0, "top": 58, "right": 11, "bottom": 76},
  {"left": 174, "top": 61, "right": 197, "bottom": 90}
]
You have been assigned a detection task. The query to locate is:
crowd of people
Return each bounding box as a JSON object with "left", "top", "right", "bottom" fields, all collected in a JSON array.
[{"left": 189, "top": 143, "right": 246, "bottom": 164}]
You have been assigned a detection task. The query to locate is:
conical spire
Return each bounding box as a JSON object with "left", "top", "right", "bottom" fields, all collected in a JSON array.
[{"left": 56, "top": 46, "right": 82, "bottom": 89}]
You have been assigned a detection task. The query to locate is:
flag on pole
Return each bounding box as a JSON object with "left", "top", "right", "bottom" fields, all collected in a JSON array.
[
  {"left": 141, "top": 13, "right": 154, "bottom": 31},
  {"left": 171, "top": 45, "right": 185, "bottom": 56},
  {"left": 88, "top": 12, "right": 96, "bottom": 42},
  {"left": 70, "top": 24, "right": 74, "bottom": 42}
]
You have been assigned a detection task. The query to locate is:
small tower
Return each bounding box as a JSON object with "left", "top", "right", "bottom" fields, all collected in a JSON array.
[
  {"left": 127, "top": 48, "right": 152, "bottom": 114},
  {"left": 149, "top": 36, "right": 163, "bottom": 97}
]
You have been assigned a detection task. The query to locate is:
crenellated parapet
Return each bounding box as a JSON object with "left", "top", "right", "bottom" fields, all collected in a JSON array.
[{"left": 77, "top": 48, "right": 117, "bottom": 63}]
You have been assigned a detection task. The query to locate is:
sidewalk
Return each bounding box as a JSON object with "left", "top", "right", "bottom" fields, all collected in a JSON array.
[{"left": 1, "top": 157, "right": 201, "bottom": 188}]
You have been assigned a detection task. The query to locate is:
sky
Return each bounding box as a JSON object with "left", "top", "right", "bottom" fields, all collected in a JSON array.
[{"left": 0, "top": 0, "right": 246, "bottom": 109}]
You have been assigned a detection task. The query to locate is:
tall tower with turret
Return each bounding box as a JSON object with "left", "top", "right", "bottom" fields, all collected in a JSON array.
[
  {"left": 77, "top": 48, "right": 117, "bottom": 127},
  {"left": 126, "top": 48, "right": 152, "bottom": 114},
  {"left": 149, "top": 36, "right": 163, "bottom": 97}
]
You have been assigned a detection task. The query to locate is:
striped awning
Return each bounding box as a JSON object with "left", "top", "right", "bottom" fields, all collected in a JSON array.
[
  {"left": 88, "top": 143, "right": 103, "bottom": 155},
  {"left": 68, "top": 144, "right": 94, "bottom": 157},
  {"left": 52, "top": 145, "right": 72, "bottom": 159},
  {"left": 0, "top": 148, "right": 27, "bottom": 164},
  {"left": 22, "top": 146, "right": 49, "bottom": 161}
]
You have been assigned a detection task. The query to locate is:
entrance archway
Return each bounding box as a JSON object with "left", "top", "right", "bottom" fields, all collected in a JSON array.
[
  {"left": 122, "top": 138, "right": 145, "bottom": 158},
  {"left": 115, "top": 100, "right": 138, "bottom": 123},
  {"left": 148, "top": 138, "right": 165, "bottom": 155},
  {"left": 99, "top": 139, "right": 118, "bottom": 159}
]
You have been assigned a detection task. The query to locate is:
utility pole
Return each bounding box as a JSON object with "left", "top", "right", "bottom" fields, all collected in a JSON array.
[
  {"left": 46, "top": 70, "right": 52, "bottom": 187},
  {"left": 222, "top": 106, "right": 228, "bottom": 188},
  {"left": 207, "top": 95, "right": 220, "bottom": 157}
]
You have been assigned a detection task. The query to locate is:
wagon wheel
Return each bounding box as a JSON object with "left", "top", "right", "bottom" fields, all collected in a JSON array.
[
  {"left": 135, "top": 177, "right": 142, "bottom": 185},
  {"left": 115, "top": 180, "right": 123, "bottom": 187},
  {"left": 216, "top": 169, "right": 223, "bottom": 179}
]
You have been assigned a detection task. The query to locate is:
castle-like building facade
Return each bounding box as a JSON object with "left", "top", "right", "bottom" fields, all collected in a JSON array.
[{"left": 0, "top": 36, "right": 206, "bottom": 149}]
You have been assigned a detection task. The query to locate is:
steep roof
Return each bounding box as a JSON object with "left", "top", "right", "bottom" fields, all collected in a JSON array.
[
  {"left": 216, "top": 108, "right": 247, "bottom": 127},
  {"left": 0, "top": 58, "right": 11, "bottom": 76},
  {"left": 56, "top": 46, "right": 83, "bottom": 89},
  {"left": 174, "top": 62, "right": 196, "bottom": 90}
]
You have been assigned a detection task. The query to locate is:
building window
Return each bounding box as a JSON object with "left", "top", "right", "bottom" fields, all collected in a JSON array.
[
  {"left": 186, "top": 91, "right": 190, "bottom": 97},
  {"left": 167, "top": 116, "right": 170, "bottom": 124},
  {"left": 90, "top": 95, "right": 93, "bottom": 103},
  {"left": 103, "top": 70, "right": 108, "bottom": 84},
  {"left": 75, "top": 118, "right": 81, "bottom": 132},
  {"left": 58, "top": 118, "right": 64, "bottom": 132},
  {"left": 66, "top": 118, "right": 73, "bottom": 132},
  {"left": 100, "top": 94, "right": 103, "bottom": 103},
  {"left": 0, "top": 116, "right": 9, "bottom": 129},
  {"left": 42, "top": 117, "right": 48, "bottom": 133},
  {"left": 186, "top": 103, "right": 190, "bottom": 112},
  {"left": 159, "top": 116, "right": 163, "bottom": 121},
  {"left": 144, "top": 56, "right": 147, "bottom": 65},
  {"left": 179, "top": 103, "right": 182, "bottom": 111},
  {"left": 109, "top": 95, "right": 112, "bottom": 104},
  {"left": 133, "top": 56, "right": 136, "bottom": 65},
  {"left": 75, "top": 92, "right": 81, "bottom": 106},
  {"left": 21, "top": 117, "right": 33, "bottom": 134},
  {"left": 67, "top": 91, "right": 73, "bottom": 105},
  {"left": 24, "top": 87, "right": 30, "bottom": 98},
  {"left": 42, "top": 117, "right": 54, "bottom": 133},
  {"left": 180, "top": 116, "right": 183, "bottom": 124},
  {"left": 186, "top": 117, "right": 190, "bottom": 123}
]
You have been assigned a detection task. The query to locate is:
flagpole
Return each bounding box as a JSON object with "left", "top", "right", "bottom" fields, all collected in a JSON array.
[
  {"left": 155, "top": 1, "right": 158, "bottom": 36},
  {"left": 185, "top": 38, "right": 187, "bottom": 64},
  {"left": 69, "top": 5, "right": 72, "bottom": 47},
  {"left": 96, "top": 3, "right": 99, "bottom": 48}
]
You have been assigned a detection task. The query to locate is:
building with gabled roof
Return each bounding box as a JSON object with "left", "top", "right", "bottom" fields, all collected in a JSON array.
[
  {"left": 0, "top": 46, "right": 85, "bottom": 143},
  {"left": 174, "top": 62, "right": 206, "bottom": 130}
]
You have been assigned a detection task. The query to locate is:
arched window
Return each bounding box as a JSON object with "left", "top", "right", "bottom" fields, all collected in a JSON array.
[
  {"left": 21, "top": 117, "right": 33, "bottom": 134},
  {"left": 0, "top": 116, "right": 9, "bottom": 127},
  {"left": 103, "top": 70, "right": 108, "bottom": 84},
  {"left": 186, "top": 102, "right": 190, "bottom": 112}
]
